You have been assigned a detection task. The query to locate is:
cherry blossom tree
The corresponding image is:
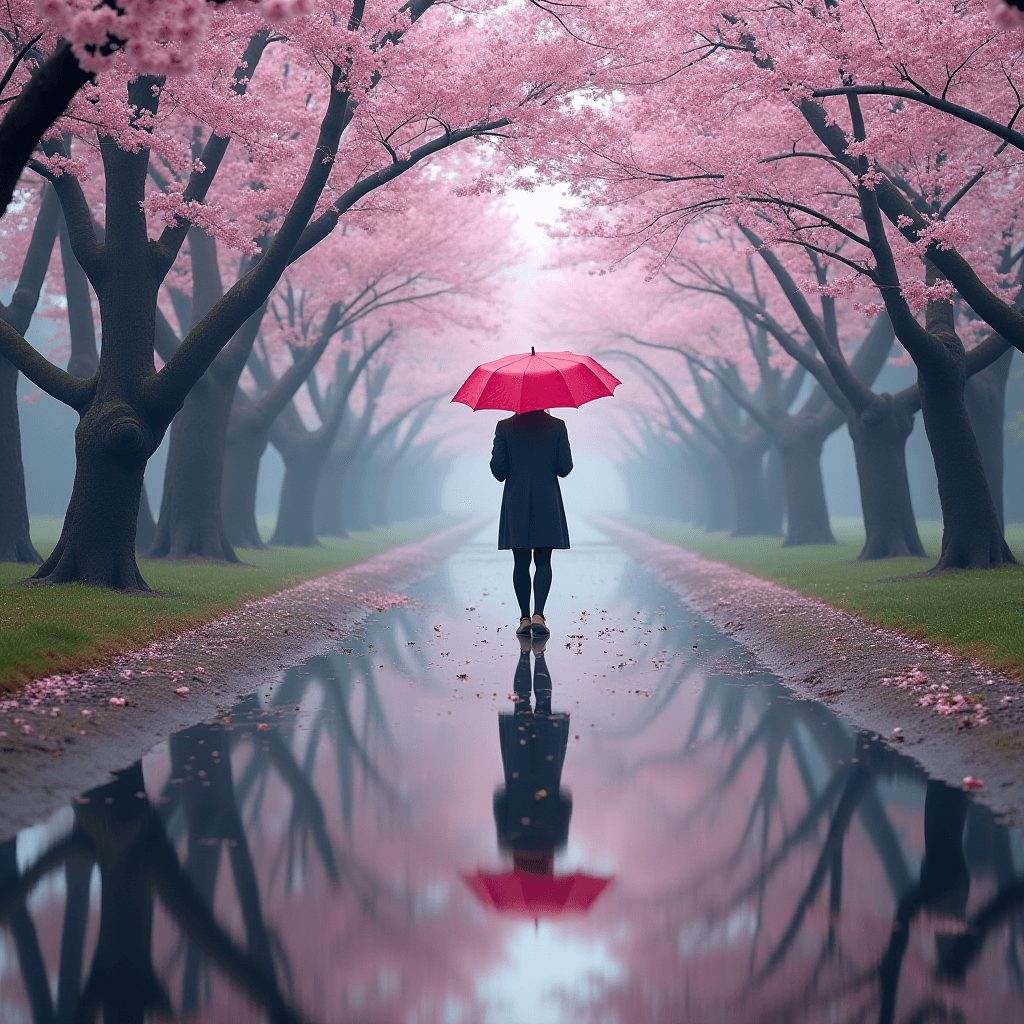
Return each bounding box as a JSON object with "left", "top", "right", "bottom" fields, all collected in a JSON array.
[
  {"left": 544, "top": 0, "right": 1024, "bottom": 569},
  {"left": 0, "top": 0, "right": 594, "bottom": 589},
  {"left": 0, "top": 1, "right": 315, "bottom": 218},
  {"left": 220, "top": 186, "right": 515, "bottom": 548}
]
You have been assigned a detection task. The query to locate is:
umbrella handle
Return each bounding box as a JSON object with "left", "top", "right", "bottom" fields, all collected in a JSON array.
[{"left": 531, "top": 346, "right": 535, "bottom": 356}]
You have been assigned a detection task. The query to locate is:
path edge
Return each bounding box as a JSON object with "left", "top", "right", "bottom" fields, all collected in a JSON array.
[
  {"left": 0, "top": 517, "right": 486, "bottom": 840},
  {"left": 595, "top": 517, "right": 1024, "bottom": 827}
]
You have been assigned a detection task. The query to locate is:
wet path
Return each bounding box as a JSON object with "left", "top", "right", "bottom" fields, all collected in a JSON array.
[{"left": 2, "top": 523, "right": 1024, "bottom": 1023}]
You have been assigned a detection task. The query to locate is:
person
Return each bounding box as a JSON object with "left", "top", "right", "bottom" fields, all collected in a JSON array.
[
  {"left": 493, "top": 636, "right": 572, "bottom": 872},
  {"left": 489, "top": 407, "right": 573, "bottom": 636}
]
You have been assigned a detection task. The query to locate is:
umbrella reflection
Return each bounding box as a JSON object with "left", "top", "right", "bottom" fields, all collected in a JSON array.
[{"left": 465, "top": 640, "right": 613, "bottom": 920}]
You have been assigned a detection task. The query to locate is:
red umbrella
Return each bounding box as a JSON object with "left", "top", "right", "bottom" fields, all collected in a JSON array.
[
  {"left": 462, "top": 870, "right": 613, "bottom": 919},
  {"left": 452, "top": 348, "right": 621, "bottom": 414}
]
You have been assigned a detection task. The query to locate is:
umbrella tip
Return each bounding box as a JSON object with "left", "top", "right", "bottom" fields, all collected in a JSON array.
[{"left": 531, "top": 346, "right": 535, "bottom": 356}]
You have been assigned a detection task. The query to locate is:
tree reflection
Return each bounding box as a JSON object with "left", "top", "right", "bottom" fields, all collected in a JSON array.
[
  {"left": 0, "top": 591, "right": 1022, "bottom": 1024},
  {"left": 0, "top": 762, "right": 303, "bottom": 1024},
  {"left": 0, "top": 618, "right": 413, "bottom": 1022}
]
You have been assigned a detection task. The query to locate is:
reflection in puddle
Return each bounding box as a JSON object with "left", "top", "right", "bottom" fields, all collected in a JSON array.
[
  {"left": 0, "top": 528, "right": 1022, "bottom": 1023},
  {"left": 464, "top": 636, "right": 613, "bottom": 925}
]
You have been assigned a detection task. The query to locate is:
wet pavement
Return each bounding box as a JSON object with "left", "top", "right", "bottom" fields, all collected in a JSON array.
[{"left": 2, "top": 522, "right": 1023, "bottom": 1023}]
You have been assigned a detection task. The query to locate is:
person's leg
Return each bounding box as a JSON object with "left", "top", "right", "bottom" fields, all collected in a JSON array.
[
  {"left": 512, "top": 548, "right": 532, "bottom": 623},
  {"left": 532, "top": 547, "right": 553, "bottom": 616}
]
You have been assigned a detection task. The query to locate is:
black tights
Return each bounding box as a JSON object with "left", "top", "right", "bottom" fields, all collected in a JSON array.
[{"left": 512, "top": 547, "right": 553, "bottom": 619}]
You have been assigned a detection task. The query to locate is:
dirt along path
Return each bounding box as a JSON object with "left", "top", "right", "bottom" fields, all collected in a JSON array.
[
  {"left": 598, "top": 519, "right": 1024, "bottom": 827},
  {"left": 0, "top": 519, "right": 484, "bottom": 839}
]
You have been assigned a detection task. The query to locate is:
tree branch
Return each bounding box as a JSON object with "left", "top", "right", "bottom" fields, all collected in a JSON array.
[
  {"left": 810, "top": 85, "right": 1024, "bottom": 154},
  {"left": 798, "top": 96, "right": 1024, "bottom": 354},
  {"left": 0, "top": 318, "right": 93, "bottom": 410},
  {"left": 0, "top": 41, "right": 90, "bottom": 217},
  {"left": 289, "top": 117, "right": 511, "bottom": 263},
  {"left": 2, "top": 182, "right": 60, "bottom": 333}
]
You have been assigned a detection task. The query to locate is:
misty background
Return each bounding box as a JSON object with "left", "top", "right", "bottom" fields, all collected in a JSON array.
[{"left": 13, "top": 181, "right": 1024, "bottom": 531}]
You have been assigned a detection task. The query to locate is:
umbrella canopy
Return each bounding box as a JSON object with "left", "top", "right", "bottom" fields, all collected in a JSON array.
[
  {"left": 463, "top": 871, "right": 613, "bottom": 918},
  {"left": 452, "top": 348, "right": 621, "bottom": 414}
]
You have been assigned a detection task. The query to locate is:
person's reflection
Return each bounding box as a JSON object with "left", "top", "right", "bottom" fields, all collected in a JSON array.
[{"left": 494, "top": 636, "right": 572, "bottom": 875}]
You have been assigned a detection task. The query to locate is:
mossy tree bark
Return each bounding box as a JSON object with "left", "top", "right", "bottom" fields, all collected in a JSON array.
[
  {"left": 0, "top": 183, "right": 60, "bottom": 563},
  {"left": 847, "top": 390, "right": 925, "bottom": 560},
  {"left": 964, "top": 346, "right": 1013, "bottom": 532},
  {"left": 147, "top": 228, "right": 247, "bottom": 563}
]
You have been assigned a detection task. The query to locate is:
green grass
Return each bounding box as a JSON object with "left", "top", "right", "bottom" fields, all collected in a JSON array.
[
  {"left": 648, "top": 516, "right": 1024, "bottom": 678},
  {"left": 0, "top": 516, "right": 436, "bottom": 690}
]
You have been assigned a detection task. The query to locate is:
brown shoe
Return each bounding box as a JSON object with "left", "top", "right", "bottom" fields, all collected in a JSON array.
[
  {"left": 531, "top": 614, "right": 549, "bottom": 636},
  {"left": 516, "top": 616, "right": 532, "bottom": 636}
]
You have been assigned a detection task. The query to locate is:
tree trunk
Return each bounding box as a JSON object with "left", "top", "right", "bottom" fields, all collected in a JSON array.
[
  {"left": 148, "top": 374, "right": 239, "bottom": 562},
  {"left": 0, "top": 184, "right": 62, "bottom": 564},
  {"left": 222, "top": 427, "right": 271, "bottom": 549},
  {"left": 365, "top": 449, "right": 396, "bottom": 528},
  {"left": 847, "top": 394, "right": 926, "bottom": 560},
  {"left": 764, "top": 446, "right": 786, "bottom": 537},
  {"left": 919, "top": 355, "right": 1014, "bottom": 571},
  {"left": 313, "top": 445, "right": 348, "bottom": 538},
  {"left": 964, "top": 347, "right": 1013, "bottom": 532},
  {"left": 135, "top": 481, "right": 156, "bottom": 552},
  {"left": 725, "top": 447, "right": 775, "bottom": 537},
  {"left": 0, "top": 357, "right": 41, "bottom": 562},
  {"left": 270, "top": 452, "right": 325, "bottom": 547},
  {"left": 695, "top": 450, "right": 732, "bottom": 532},
  {"left": 776, "top": 424, "right": 836, "bottom": 546},
  {"left": 29, "top": 396, "right": 153, "bottom": 590},
  {"left": 341, "top": 451, "right": 373, "bottom": 533}
]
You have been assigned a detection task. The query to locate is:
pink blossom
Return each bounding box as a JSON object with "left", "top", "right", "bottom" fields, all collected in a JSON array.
[
  {"left": 109, "top": 697, "right": 127, "bottom": 706},
  {"left": 175, "top": 686, "right": 190, "bottom": 696},
  {"left": 963, "top": 776, "right": 985, "bottom": 790}
]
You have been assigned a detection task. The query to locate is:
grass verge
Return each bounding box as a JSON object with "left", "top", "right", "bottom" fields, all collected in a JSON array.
[
  {"left": 0, "top": 518, "right": 437, "bottom": 690},
  {"left": 648, "top": 517, "right": 1024, "bottom": 679}
]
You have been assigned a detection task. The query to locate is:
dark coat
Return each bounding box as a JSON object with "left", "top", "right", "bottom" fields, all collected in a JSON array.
[{"left": 489, "top": 410, "right": 573, "bottom": 550}]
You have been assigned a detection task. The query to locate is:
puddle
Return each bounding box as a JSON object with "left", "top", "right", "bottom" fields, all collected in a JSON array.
[{"left": 1, "top": 524, "right": 1022, "bottom": 1022}]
